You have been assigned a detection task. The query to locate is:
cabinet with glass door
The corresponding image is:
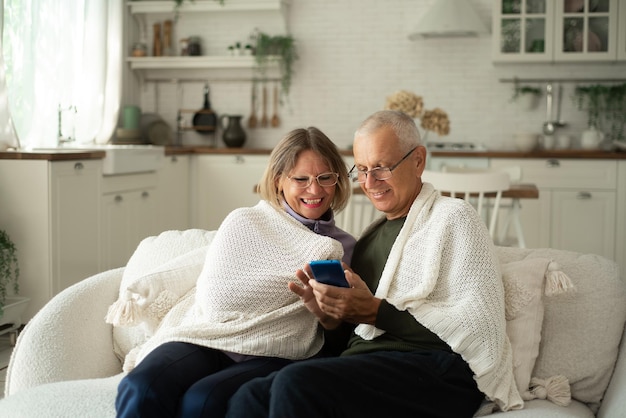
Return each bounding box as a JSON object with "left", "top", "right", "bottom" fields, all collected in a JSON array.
[
  {"left": 492, "top": 0, "right": 623, "bottom": 62},
  {"left": 554, "top": 0, "right": 619, "bottom": 61},
  {"left": 492, "top": 0, "right": 555, "bottom": 62}
]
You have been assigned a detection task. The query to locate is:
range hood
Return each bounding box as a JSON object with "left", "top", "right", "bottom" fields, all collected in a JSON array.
[{"left": 408, "top": 0, "right": 489, "bottom": 39}]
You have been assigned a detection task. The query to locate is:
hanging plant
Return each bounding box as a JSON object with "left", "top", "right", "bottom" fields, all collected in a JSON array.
[
  {"left": 0, "top": 229, "right": 20, "bottom": 317},
  {"left": 254, "top": 32, "right": 298, "bottom": 98},
  {"left": 574, "top": 83, "right": 626, "bottom": 141}
]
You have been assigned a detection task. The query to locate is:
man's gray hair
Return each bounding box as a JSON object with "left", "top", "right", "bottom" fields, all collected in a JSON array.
[{"left": 354, "top": 110, "right": 421, "bottom": 153}]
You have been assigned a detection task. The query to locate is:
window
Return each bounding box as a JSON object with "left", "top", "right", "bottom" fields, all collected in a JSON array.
[{"left": 1, "top": 0, "right": 122, "bottom": 149}]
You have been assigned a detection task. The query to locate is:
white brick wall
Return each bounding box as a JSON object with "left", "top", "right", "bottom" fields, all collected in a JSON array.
[{"left": 133, "top": 0, "right": 626, "bottom": 151}]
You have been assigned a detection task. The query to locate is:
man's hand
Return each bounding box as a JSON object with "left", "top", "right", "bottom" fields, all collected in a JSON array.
[{"left": 308, "top": 265, "right": 381, "bottom": 326}]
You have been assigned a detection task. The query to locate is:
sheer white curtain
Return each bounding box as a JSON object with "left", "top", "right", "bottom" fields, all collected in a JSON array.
[{"left": 2, "top": 0, "right": 122, "bottom": 149}]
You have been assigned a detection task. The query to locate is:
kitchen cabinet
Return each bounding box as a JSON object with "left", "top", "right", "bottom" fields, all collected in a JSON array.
[
  {"left": 490, "top": 158, "right": 617, "bottom": 260},
  {"left": 125, "top": 0, "right": 288, "bottom": 81},
  {"left": 0, "top": 159, "right": 102, "bottom": 321},
  {"left": 190, "top": 154, "right": 269, "bottom": 230},
  {"left": 492, "top": 0, "right": 622, "bottom": 63},
  {"left": 101, "top": 172, "right": 162, "bottom": 270},
  {"left": 619, "top": 0, "right": 626, "bottom": 60},
  {"left": 158, "top": 155, "right": 190, "bottom": 231},
  {"left": 616, "top": 161, "right": 626, "bottom": 275}
]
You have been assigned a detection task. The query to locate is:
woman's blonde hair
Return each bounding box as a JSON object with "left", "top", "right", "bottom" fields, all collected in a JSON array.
[{"left": 259, "top": 127, "right": 351, "bottom": 214}]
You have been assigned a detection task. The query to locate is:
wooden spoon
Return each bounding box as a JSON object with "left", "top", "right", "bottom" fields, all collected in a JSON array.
[
  {"left": 260, "top": 82, "right": 268, "bottom": 128},
  {"left": 271, "top": 84, "right": 280, "bottom": 128},
  {"left": 248, "top": 82, "right": 257, "bottom": 129}
]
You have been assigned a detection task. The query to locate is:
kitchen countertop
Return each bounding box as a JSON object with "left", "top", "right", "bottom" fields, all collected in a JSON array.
[{"left": 2, "top": 146, "right": 625, "bottom": 160}]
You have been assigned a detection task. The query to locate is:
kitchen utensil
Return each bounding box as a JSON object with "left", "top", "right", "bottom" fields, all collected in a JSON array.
[
  {"left": 260, "top": 82, "right": 268, "bottom": 128},
  {"left": 554, "top": 84, "right": 567, "bottom": 128},
  {"left": 248, "top": 82, "right": 257, "bottom": 128},
  {"left": 140, "top": 113, "right": 172, "bottom": 145},
  {"left": 542, "top": 84, "right": 555, "bottom": 136},
  {"left": 271, "top": 83, "right": 280, "bottom": 127},
  {"left": 220, "top": 114, "right": 246, "bottom": 148},
  {"left": 192, "top": 83, "right": 217, "bottom": 134}
]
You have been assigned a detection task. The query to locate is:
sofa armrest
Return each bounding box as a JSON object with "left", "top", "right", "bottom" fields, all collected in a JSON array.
[
  {"left": 5, "top": 268, "right": 124, "bottom": 396},
  {"left": 598, "top": 323, "right": 626, "bottom": 417}
]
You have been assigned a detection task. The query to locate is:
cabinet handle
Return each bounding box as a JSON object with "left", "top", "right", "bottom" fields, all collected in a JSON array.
[
  {"left": 235, "top": 155, "right": 245, "bottom": 164},
  {"left": 74, "top": 162, "right": 84, "bottom": 170},
  {"left": 577, "top": 191, "right": 592, "bottom": 200},
  {"left": 114, "top": 195, "right": 123, "bottom": 203},
  {"left": 142, "top": 191, "right": 150, "bottom": 198},
  {"left": 546, "top": 159, "right": 560, "bottom": 168},
  {"left": 171, "top": 156, "right": 178, "bottom": 163}
]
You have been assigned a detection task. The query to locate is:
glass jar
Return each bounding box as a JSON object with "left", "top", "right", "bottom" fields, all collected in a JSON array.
[
  {"left": 188, "top": 37, "right": 201, "bottom": 56},
  {"left": 131, "top": 42, "right": 147, "bottom": 57}
]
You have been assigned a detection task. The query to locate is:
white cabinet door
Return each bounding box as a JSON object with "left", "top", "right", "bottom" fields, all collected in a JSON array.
[
  {"left": 191, "top": 154, "right": 269, "bottom": 230},
  {"left": 551, "top": 189, "right": 616, "bottom": 258},
  {"left": 490, "top": 158, "right": 618, "bottom": 260},
  {"left": 0, "top": 159, "right": 102, "bottom": 321},
  {"left": 101, "top": 173, "right": 160, "bottom": 269},
  {"left": 50, "top": 161, "right": 102, "bottom": 293},
  {"left": 102, "top": 187, "right": 159, "bottom": 270},
  {"left": 159, "top": 155, "right": 190, "bottom": 231}
]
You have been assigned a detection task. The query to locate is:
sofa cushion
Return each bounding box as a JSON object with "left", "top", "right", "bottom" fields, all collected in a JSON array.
[
  {"left": 495, "top": 247, "right": 626, "bottom": 413},
  {"left": 106, "top": 229, "right": 216, "bottom": 362},
  {"left": 502, "top": 257, "right": 574, "bottom": 403}
]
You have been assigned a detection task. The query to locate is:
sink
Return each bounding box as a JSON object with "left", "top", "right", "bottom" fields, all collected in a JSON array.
[{"left": 32, "top": 144, "right": 165, "bottom": 175}]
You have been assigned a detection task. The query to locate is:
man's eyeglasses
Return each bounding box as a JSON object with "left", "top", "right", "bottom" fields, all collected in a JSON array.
[
  {"left": 348, "top": 147, "right": 417, "bottom": 183},
  {"left": 288, "top": 172, "right": 339, "bottom": 188}
]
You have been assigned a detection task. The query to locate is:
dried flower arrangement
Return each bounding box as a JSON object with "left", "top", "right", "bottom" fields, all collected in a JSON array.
[{"left": 384, "top": 90, "right": 450, "bottom": 138}]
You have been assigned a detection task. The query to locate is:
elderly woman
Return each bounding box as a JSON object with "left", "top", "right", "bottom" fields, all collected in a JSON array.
[{"left": 116, "top": 127, "right": 356, "bottom": 418}]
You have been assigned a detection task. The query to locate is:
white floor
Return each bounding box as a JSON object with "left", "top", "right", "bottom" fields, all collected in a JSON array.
[{"left": 0, "top": 334, "right": 13, "bottom": 399}]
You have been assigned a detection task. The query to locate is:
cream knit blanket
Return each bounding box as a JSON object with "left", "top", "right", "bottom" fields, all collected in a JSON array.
[
  {"left": 355, "top": 182, "right": 523, "bottom": 412},
  {"left": 129, "top": 200, "right": 344, "bottom": 370}
]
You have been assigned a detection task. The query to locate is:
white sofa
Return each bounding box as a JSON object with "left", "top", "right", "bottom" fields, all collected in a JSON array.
[{"left": 0, "top": 229, "right": 625, "bottom": 418}]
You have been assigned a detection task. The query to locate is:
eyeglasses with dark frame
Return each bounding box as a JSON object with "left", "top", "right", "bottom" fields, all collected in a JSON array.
[
  {"left": 348, "top": 147, "right": 417, "bottom": 183},
  {"left": 287, "top": 172, "right": 340, "bottom": 188}
]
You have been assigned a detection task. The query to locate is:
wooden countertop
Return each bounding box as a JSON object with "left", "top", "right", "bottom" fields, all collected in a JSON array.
[{"left": 2, "top": 146, "right": 625, "bottom": 160}]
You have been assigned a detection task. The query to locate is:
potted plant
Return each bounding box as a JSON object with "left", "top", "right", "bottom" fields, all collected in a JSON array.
[
  {"left": 253, "top": 32, "right": 298, "bottom": 98},
  {"left": 0, "top": 229, "right": 20, "bottom": 318},
  {"left": 511, "top": 85, "right": 542, "bottom": 110},
  {"left": 574, "top": 83, "right": 626, "bottom": 143}
]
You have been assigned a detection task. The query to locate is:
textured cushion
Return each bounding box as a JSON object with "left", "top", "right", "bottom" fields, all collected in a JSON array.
[
  {"left": 496, "top": 247, "right": 626, "bottom": 413},
  {"left": 501, "top": 258, "right": 574, "bottom": 404},
  {"left": 106, "top": 229, "right": 216, "bottom": 361}
]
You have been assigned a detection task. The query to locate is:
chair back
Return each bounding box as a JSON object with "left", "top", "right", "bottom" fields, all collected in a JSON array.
[
  {"left": 422, "top": 169, "right": 510, "bottom": 238},
  {"left": 335, "top": 188, "right": 383, "bottom": 238}
]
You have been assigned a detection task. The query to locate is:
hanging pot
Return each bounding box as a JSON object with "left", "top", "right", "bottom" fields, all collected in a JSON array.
[{"left": 192, "top": 83, "right": 217, "bottom": 134}]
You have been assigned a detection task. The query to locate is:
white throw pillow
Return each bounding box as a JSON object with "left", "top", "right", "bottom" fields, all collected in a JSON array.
[
  {"left": 106, "top": 229, "right": 216, "bottom": 361},
  {"left": 496, "top": 247, "right": 626, "bottom": 413},
  {"left": 501, "top": 257, "right": 575, "bottom": 405}
]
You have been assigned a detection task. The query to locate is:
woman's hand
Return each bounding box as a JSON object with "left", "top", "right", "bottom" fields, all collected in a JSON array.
[{"left": 288, "top": 265, "right": 342, "bottom": 330}]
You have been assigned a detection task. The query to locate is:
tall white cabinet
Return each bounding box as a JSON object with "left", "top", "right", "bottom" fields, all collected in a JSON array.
[
  {"left": 0, "top": 159, "right": 102, "bottom": 320},
  {"left": 191, "top": 154, "right": 269, "bottom": 230}
]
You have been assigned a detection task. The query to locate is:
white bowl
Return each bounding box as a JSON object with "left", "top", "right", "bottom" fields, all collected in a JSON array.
[{"left": 513, "top": 133, "right": 538, "bottom": 152}]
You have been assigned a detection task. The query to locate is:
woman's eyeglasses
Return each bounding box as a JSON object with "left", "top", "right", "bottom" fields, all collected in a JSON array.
[{"left": 288, "top": 172, "right": 339, "bottom": 188}]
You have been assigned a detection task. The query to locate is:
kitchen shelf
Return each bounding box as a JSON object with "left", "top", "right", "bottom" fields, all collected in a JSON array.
[
  {"left": 127, "top": 0, "right": 289, "bottom": 14},
  {"left": 127, "top": 55, "right": 278, "bottom": 70},
  {"left": 127, "top": 56, "right": 280, "bottom": 82}
]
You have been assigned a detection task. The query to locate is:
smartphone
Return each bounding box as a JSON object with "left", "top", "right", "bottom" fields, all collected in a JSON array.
[{"left": 309, "top": 259, "right": 349, "bottom": 288}]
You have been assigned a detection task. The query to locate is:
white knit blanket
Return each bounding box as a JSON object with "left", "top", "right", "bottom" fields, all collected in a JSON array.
[
  {"left": 355, "top": 182, "right": 523, "bottom": 412},
  {"left": 129, "top": 200, "right": 344, "bottom": 369}
]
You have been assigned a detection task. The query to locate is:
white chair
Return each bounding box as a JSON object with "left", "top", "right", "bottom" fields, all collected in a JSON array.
[
  {"left": 335, "top": 188, "right": 383, "bottom": 238},
  {"left": 438, "top": 165, "right": 527, "bottom": 248},
  {"left": 422, "top": 169, "right": 510, "bottom": 239}
]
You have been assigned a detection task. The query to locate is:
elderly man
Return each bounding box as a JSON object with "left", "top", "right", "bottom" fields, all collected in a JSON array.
[{"left": 226, "top": 110, "right": 522, "bottom": 417}]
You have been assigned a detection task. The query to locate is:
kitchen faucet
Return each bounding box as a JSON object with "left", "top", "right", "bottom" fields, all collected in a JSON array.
[{"left": 57, "top": 104, "right": 77, "bottom": 146}]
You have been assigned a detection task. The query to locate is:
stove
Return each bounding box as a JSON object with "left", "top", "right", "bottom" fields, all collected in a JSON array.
[{"left": 427, "top": 141, "right": 485, "bottom": 151}]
